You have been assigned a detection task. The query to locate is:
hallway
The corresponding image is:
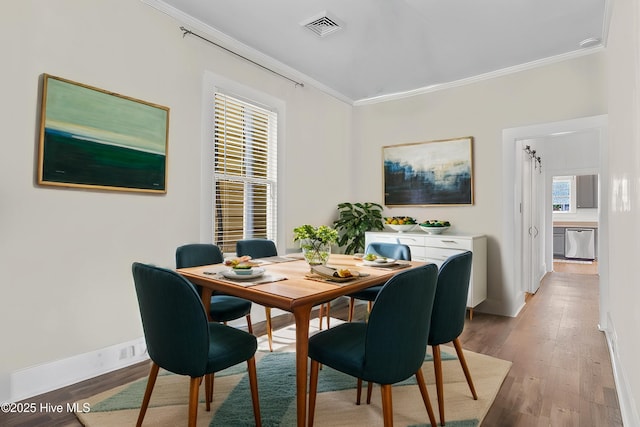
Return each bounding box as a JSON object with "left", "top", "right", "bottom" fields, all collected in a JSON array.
[{"left": 460, "top": 269, "right": 621, "bottom": 426}]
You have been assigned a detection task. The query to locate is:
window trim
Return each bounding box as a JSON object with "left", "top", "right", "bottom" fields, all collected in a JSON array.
[{"left": 200, "top": 72, "right": 285, "bottom": 253}]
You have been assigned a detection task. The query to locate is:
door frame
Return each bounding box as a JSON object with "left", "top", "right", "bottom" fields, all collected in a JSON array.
[{"left": 502, "top": 114, "right": 609, "bottom": 327}]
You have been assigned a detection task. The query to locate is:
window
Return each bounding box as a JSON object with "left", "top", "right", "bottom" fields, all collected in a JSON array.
[
  {"left": 213, "top": 93, "right": 277, "bottom": 253},
  {"left": 552, "top": 176, "right": 575, "bottom": 213}
]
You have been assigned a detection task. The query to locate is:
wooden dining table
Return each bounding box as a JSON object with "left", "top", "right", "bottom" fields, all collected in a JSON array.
[{"left": 177, "top": 253, "right": 426, "bottom": 427}]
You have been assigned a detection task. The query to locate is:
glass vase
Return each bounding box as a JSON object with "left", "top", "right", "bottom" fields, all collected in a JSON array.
[{"left": 301, "top": 240, "right": 331, "bottom": 266}]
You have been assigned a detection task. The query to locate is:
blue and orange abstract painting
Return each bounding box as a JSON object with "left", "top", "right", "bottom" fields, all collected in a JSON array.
[{"left": 38, "top": 75, "right": 169, "bottom": 193}]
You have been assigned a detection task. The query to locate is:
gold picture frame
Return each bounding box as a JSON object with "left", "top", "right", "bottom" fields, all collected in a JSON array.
[
  {"left": 383, "top": 137, "right": 474, "bottom": 206},
  {"left": 38, "top": 74, "right": 169, "bottom": 193}
]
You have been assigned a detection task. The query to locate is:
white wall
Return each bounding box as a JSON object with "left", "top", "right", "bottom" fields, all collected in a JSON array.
[
  {"left": 0, "top": 0, "right": 352, "bottom": 401},
  {"left": 604, "top": 0, "right": 640, "bottom": 424},
  {"left": 351, "top": 54, "right": 606, "bottom": 316}
]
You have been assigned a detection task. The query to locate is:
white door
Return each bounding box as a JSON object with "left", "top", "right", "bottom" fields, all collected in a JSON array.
[{"left": 520, "top": 143, "right": 543, "bottom": 294}]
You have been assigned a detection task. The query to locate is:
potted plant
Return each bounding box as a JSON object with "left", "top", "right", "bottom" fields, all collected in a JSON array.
[
  {"left": 333, "top": 202, "right": 384, "bottom": 254},
  {"left": 293, "top": 224, "right": 339, "bottom": 266}
]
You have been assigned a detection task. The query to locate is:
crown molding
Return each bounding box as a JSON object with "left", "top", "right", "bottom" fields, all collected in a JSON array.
[
  {"left": 353, "top": 46, "right": 604, "bottom": 106},
  {"left": 142, "top": 0, "right": 606, "bottom": 107}
]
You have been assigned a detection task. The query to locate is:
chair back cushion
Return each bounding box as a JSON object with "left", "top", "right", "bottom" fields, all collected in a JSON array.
[
  {"left": 364, "top": 263, "right": 438, "bottom": 384},
  {"left": 176, "top": 244, "right": 224, "bottom": 268},
  {"left": 428, "top": 251, "right": 473, "bottom": 345},
  {"left": 365, "top": 242, "right": 411, "bottom": 261},
  {"left": 236, "top": 239, "right": 278, "bottom": 258},
  {"left": 132, "top": 262, "right": 210, "bottom": 377}
]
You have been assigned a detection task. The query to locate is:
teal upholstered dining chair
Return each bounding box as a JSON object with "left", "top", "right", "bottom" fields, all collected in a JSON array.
[
  {"left": 236, "top": 238, "right": 279, "bottom": 260},
  {"left": 235, "top": 239, "right": 279, "bottom": 351},
  {"left": 176, "top": 244, "right": 254, "bottom": 333},
  {"left": 307, "top": 263, "right": 439, "bottom": 427},
  {"left": 347, "top": 242, "right": 412, "bottom": 321},
  {"left": 131, "top": 262, "right": 261, "bottom": 427},
  {"left": 236, "top": 238, "right": 333, "bottom": 338},
  {"left": 429, "top": 250, "right": 478, "bottom": 426}
]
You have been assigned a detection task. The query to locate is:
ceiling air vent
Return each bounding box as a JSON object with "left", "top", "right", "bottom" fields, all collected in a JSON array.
[{"left": 302, "top": 12, "right": 343, "bottom": 38}]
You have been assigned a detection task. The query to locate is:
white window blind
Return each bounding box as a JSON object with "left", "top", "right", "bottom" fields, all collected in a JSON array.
[{"left": 213, "top": 92, "right": 277, "bottom": 254}]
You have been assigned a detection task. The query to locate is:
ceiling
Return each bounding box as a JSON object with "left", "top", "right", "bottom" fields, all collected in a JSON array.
[{"left": 151, "top": 0, "right": 608, "bottom": 104}]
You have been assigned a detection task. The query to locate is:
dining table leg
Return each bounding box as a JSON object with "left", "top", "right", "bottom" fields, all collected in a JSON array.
[
  {"left": 200, "top": 288, "right": 213, "bottom": 321},
  {"left": 293, "top": 304, "right": 313, "bottom": 427}
]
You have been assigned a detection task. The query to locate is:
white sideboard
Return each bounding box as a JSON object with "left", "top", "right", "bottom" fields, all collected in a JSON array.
[{"left": 365, "top": 231, "right": 487, "bottom": 317}]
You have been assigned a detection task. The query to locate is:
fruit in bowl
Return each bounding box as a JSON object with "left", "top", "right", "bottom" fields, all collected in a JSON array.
[
  {"left": 419, "top": 220, "right": 451, "bottom": 234},
  {"left": 384, "top": 216, "right": 417, "bottom": 225},
  {"left": 225, "top": 256, "right": 256, "bottom": 267},
  {"left": 384, "top": 216, "right": 417, "bottom": 232}
]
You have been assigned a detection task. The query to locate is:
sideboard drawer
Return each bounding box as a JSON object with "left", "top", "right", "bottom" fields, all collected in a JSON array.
[
  {"left": 424, "top": 236, "right": 473, "bottom": 251},
  {"left": 365, "top": 231, "right": 487, "bottom": 313},
  {"left": 424, "top": 246, "right": 466, "bottom": 262},
  {"left": 395, "top": 235, "right": 426, "bottom": 247}
]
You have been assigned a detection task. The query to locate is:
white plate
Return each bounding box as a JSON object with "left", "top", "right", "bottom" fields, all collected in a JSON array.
[
  {"left": 220, "top": 267, "right": 265, "bottom": 280},
  {"left": 362, "top": 259, "right": 397, "bottom": 267}
]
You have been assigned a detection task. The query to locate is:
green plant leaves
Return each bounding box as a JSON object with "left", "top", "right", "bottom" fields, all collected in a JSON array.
[{"left": 333, "top": 202, "right": 384, "bottom": 254}]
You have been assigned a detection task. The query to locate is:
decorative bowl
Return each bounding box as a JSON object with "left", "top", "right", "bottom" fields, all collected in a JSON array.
[
  {"left": 387, "top": 224, "right": 417, "bottom": 233},
  {"left": 232, "top": 266, "right": 254, "bottom": 275},
  {"left": 419, "top": 225, "right": 450, "bottom": 234},
  {"left": 221, "top": 267, "right": 265, "bottom": 280}
]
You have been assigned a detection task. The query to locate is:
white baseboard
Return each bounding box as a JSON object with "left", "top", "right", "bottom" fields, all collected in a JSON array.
[
  {"left": 8, "top": 337, "right": 148, "bottom": 402},
  {"left": 604, "top": 323, "right": 640, "bottom": 426}
]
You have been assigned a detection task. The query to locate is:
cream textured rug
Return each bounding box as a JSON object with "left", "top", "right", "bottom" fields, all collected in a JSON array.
[{"left": 76, "top": 319, "right": 511, "bottom": 426}]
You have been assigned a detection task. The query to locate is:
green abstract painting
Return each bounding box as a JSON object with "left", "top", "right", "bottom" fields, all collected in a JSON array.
[{"left": 38, "top": 74, "right": 169, "bottom": 193}]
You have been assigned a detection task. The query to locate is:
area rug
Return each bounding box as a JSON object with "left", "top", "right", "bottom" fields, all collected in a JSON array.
[{"left": 76, "top": 321, "right": 511, "bottom": 426}]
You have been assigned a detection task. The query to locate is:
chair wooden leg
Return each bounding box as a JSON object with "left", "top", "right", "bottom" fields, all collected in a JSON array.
[
  {"left": 367, "top": 301, "right": 373, "bottom": 315},
  {"left": 308, "top": 360, "right": 321, "bottom": 427},
  {"left": 265, "top": 307, "right": 273, "bottom": 352},
  {"left": 209, "top": 374, "right": 215, "bottom": 404},
  {"left": 415, "top": 368, "right": 438, "bottom": 427},
  {"left": 453, "top": 338, "right": 478, "bottom": 400},
  {"left": 188, "top": 377, "right": 200, "bottom": 427},
  {"left": 432, "top": 345, "right": 445, "bottom": 426},
  {"left": 348, "top": 297, "right": 355, "bottom": 321},
  {"left": 246, "top": 314, "right": 254, "bottom": 335},
  {"left": 366, "top": 381, "right": 373, "bottom": 404},
  {"left": 318, "top": 304, "right": 324, "bottom": 330},
  {"left": 356, "top": 378, "right": 362, "bottom": 405},
  {"left": 380, "top": 384, "right": 394, "bottom": 427},
  {"left": 325, "top": 304, "right": 331, "bottom": 328},
  {"left": 247, "top": 357, "right": 262, "bottom": 427},
  {"left": 136, "top": 362, "right": 159, "bottom": 427},
  {"left": 204, "top": 374, "right": 212, "bottom": 411}
]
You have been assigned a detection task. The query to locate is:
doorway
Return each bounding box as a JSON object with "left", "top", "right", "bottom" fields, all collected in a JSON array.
[
  {"left": 501, "top": 114, "right": 609, "bottom": 327},
  {"left": 551, "top": 174, "right": 599, "bottom": 276}
]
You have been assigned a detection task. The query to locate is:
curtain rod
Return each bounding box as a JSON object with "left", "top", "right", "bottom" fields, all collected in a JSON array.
[{"left": 180, "top": 26, "right": 304, "bottom": 88}]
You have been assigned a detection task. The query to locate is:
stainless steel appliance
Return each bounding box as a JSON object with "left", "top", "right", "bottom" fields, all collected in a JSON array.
[{"left": 565, "top": 228, "right": 595, "bottom": 260}]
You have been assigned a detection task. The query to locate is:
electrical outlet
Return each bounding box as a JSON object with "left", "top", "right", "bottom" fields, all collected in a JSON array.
[{"left": 118, "top": 345, "right": 135, "bottom": 360}]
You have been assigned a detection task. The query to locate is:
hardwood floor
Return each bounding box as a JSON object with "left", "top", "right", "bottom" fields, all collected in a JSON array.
[
  {"left": 463, "top": 266, "right": 622, "bottom": 426},
  {"left": 1, "top": 269, "right": 621, "bottom": 426},
  {"left": 553, "top": 259, "right": 599, "bottom": 275}
]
